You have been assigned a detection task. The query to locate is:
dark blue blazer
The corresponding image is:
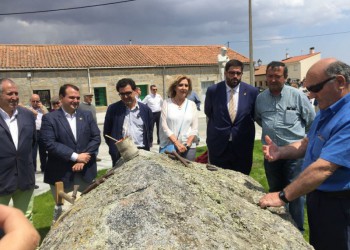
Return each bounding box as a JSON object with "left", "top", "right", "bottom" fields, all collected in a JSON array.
[
  {"left": 0, "top": 107, "right": 36, "bottom": 195},
  {"left": 40, "top": 108, "right": 101, "bottom": 186},
  {"left": 103, "top": 101, "right": 153, "bottom": 166},
  {"left": 205, "top": 81, "right": 258, "bottom": 165}
]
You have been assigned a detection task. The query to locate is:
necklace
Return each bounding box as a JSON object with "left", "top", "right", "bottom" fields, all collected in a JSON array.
[{"left": 172, "top": 98, "right": 185, "bottom": 110}]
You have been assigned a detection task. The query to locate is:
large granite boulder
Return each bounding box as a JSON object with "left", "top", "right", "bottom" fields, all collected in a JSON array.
[{"left": 41, "top": 150, "right": 313, "bottom": 249}]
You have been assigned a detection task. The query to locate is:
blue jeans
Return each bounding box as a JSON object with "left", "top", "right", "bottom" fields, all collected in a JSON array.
[{"left": 264, "top": 158, "right": 305, "bottom": 232}]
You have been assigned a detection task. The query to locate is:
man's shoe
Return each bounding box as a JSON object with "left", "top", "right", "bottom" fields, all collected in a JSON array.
[
  {"left": 96, "top": 157, "right": 102, "bottom": 162},
  {"left": 34, "top": 185, "right": 39, "bottom": 189}
]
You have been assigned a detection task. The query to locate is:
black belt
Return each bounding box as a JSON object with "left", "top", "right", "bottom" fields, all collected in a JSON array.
[
  {"left": 137, "top": 146, "right": 147, "bottom": 150},
  {"left": 319, "top": 189, "right": 350, "bottom": 199}
]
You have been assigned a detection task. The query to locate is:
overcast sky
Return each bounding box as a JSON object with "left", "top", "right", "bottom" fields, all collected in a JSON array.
[{"left": 1, "top": 0, "right": 350, "bottom": 65}]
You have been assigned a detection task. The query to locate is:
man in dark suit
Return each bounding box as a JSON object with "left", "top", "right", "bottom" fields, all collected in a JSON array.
[
  {"left": 205, "top": 59, "right": 259, "bottom": 175},
  {"left": 0, "top": 78, "right": 36, "bottom": 221},
  {"left": 104, "top": 78, "right": 153, "bottom": 166},
  {"left": 40, "top": 84, "right": 101, "bottom": 196}
]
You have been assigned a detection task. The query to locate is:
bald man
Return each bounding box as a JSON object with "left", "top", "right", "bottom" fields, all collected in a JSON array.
[
  {"left": 259, "top": 58, "right": 350, "bottom": 249},
  {"left": 28, "top": 94, "right": 48, "bottom": 173}
]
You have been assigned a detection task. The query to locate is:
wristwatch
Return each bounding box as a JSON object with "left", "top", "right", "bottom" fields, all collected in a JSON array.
[{"left": 279, "top": 190, "right": 290, "bottom": 203}]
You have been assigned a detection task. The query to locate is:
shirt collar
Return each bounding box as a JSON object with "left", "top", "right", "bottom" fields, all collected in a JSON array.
[
  {"left": 61, "top": 107, "right": 76, "bottom": 118},
  {"left": 268, "top": 84, "right": 287, "bottom": 97},
  {"left": 320, "top": 92, "right": 350, "bottom": 117},
  {"left": 127, "top": 102, "right": 140, "bottom": 112},
  {"left": 0, "top": 107, "right": 18, "bottom": 120},
  {"left": 225, "top": 82, "right": 240, "bottom": 93}
]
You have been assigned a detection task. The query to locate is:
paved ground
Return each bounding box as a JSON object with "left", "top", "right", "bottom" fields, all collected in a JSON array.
[{"left": 34, "top": 110, "right": 262, "bottom": 196}]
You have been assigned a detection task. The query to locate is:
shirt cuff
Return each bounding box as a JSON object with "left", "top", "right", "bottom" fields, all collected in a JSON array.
[{"left": 70, "top": 152, "right": 78, "bottom": 162}]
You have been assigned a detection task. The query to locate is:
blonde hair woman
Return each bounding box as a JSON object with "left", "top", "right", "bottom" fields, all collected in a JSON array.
[{"left": 159, "top": 75, "right": 198, "bottom": 161}]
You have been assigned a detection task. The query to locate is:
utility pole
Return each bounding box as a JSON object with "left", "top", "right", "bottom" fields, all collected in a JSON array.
[{"left": 249, "top": 0, "right": 254, "bottom": 86}]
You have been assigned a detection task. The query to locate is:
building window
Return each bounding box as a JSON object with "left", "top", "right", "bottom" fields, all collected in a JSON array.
[
  {"left": 93, "top": 87, "right": 107, "bottom": 106},
  {"left": 136, "top": 84, "right": 148, "bottom": 100}
]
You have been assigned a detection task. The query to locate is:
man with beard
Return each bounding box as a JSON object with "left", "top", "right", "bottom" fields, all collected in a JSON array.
[
  {"left": 103, "top": 78, "right": 153, "bottom": 166},
  {"left": 255, "top": 61, "right": 315, "bottom": 232},
  {"left": 205, "top": 59, "right": 259, "bottom": 175}
]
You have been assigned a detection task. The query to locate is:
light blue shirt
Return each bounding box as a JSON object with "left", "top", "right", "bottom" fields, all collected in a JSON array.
[
  {"left": 255, "top": 85, "right": 315, "bottom": 146},
  {"left": 303, "top": 93, "right": 350, "bottom": 191},
  {"left": 122, "top": 103, "right": 144, "bottom": 147}
]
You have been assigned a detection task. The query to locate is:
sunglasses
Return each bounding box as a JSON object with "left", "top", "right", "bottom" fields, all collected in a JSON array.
[
  {"left": 119, "top": 91, "right": 133, "bottom": 97},
  {"left": 306, "top": 76, "right": 336, "bottom": 93},
  {"left": 151, "top": 88, "right": 157, "bottom": 91}
]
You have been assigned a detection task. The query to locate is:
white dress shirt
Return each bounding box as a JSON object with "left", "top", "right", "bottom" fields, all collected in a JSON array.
[{"left": 0, "top": 108, "right": 19, "bottom": 149}]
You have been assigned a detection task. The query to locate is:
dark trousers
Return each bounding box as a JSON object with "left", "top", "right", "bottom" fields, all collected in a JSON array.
[
  {"left": 152, "top": 111, "right": 161, "bottom": 144},
  {"left": 307, "top": 190, "right": 350, "bottom": 250},
  {"left": 32, "top": 130, "right": 47, "bottom": 172},
  {"left": 209, "top": 141, "right": 253, "bottom": 175},
  {"left": 264, "top": 158, "right": 305, "bottom": 232}
]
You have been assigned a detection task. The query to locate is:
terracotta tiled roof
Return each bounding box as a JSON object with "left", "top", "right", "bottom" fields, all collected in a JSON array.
[
  {"left": 0, "top": 44, "right": 249, "bottom": 70},
  {"left": 254, "top": 65, "right": 267, "bottom": 76},
  {"left": 282, "top": 52, "right": 320, "bottom": 63}
]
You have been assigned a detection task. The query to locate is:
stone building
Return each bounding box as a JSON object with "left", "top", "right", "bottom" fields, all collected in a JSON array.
[{"left": 0, "top": 44, "right": 249, "bottom": 111}]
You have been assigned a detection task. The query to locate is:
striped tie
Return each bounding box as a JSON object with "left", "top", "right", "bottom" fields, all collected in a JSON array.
[{"left": 228, "top": 88, "right": 236, "bottom": 123}]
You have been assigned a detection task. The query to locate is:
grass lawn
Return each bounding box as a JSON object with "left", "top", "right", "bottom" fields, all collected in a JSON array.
[{"left": 33, "top": 141, "right": 309, "bottom": 243}]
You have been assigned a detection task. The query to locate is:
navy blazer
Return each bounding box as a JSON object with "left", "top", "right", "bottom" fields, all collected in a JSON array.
[
  {"left": 205, "top": 81, "right": 259, "bottom": 158},
  {"left": 0, "top": 107, "right": 36, "bottom": 195},
  {"left": 103, "top": 101, "right": 153, "bottom": 166},
  {"left": 40, "top": 108, "right": 101, "bottom": 186}
]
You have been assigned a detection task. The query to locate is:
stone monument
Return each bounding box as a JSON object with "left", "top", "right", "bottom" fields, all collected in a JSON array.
[
  {"left": 218, "top": 46, "right": 229, "bottom": 81},
  {"left": 40, "top": 150, "right": 313, "bottom": 249}
]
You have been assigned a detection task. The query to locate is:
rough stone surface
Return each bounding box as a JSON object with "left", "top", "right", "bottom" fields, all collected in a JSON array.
[{"left": 40, "top": 150, "right": 313, "bottom": 250}]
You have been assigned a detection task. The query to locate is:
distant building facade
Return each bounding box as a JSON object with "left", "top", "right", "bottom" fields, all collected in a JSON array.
[
  {"left": 254, "top": 47, "right": 321, "bottom": 89},
  {"left": 0, "top": 44, "right": 251, "bottom": 111}
]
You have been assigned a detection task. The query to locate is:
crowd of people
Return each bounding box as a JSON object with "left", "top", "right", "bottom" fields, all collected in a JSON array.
[{"left": 0, "top": 57, "right": 350, "bottom": 250}]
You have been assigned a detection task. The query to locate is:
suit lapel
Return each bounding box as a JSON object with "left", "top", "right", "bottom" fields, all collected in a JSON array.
[
  {"left": 218, "top": 82, "right": 231, "bottom": 121},
  {"left": 16, "top": 109, "right": 25, "bottom": 148},
  {"left": 0, "top": 112, "right": 16, "bottom": 149},
  {"left": 75, "top": 110, "right": 84, "bottom": 142},
  {"left": 57, "top": 109, "right": 77, "bottom": 143},
  {"left": 237, "top": 83, "right": 247, "bottom": 117}
]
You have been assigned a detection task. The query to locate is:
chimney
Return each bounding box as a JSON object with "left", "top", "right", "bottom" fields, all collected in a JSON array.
[
  {"left": 286, "top": 53, "right": 289, "bottom": 59},
  {"left": 309, "top": 47, "right": 315, "bottom": 54}
]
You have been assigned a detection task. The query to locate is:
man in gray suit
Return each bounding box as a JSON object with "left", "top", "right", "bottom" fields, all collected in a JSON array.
[{"left": 0, "top": 78, "right": 36, "bottom": 221}]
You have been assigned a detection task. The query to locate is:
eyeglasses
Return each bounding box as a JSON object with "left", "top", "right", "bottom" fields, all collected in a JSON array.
[
  {"left": 306, "top": 76, "right": 336, "bottom": 93},
  {"left": 119, "top": 91, "right": 133, "bottom": 97},
  {"left": 227, "top": 71, "right": 242, "bottom": 76},
  {"left": 52, "top": 102, "right": 60, "bottom": 105}
]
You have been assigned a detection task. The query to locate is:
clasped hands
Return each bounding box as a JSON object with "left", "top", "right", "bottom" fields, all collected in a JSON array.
[{"left": 73, "top": 152, "right": 91, "bottom": 172}]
